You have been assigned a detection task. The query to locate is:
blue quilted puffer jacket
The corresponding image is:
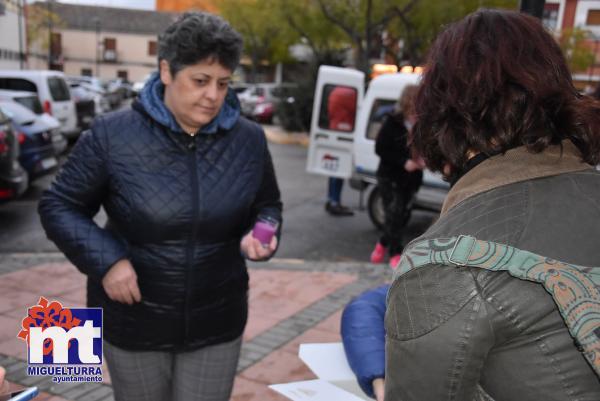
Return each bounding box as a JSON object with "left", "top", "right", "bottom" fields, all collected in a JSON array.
[
  {"left": 39, "top": 74, "right": 282, "bottom": 351},
  {"left": 341, "top": 285, "right": 389, "bottom": 397}
]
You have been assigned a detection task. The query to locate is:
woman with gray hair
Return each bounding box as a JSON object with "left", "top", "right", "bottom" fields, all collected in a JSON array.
[{"left": 39, "top": 12, "right": 282, "bottom": 401}]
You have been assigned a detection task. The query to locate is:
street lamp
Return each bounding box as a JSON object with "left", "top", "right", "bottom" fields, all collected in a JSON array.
[
  {"left": 47, "top": 0, "right": 52, "bottom": 69},
  {"left": 18, "top": 0, "right": 24, "bottom": 69},
  {"left": 93, "top": 17, "right": 101, "bottom": 76}
]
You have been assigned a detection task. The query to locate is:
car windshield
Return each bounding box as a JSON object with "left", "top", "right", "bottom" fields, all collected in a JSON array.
[
  {"left": 47, "top": 77, "right": 71, "bottom": 101},
  {"left": 366, "top": 99, "right": 396, "bottom": 140},
  {"left": 14, "top": 96, "right": 44, "bottom": 115}
]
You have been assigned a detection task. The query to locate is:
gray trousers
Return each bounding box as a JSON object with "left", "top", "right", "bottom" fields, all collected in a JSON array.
[{"left": 103, "top": 337, "right": 242, "bottom": 401}]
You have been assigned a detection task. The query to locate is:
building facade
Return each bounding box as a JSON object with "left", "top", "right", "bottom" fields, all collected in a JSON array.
[
  {"left": 544, "top": 0, "right": 600, "bottom": 87},
  {"left": 0, "top": 0, "right": 26, "bottom": 70},
  {"left": 27, "top": 2, "right": 178, "bottom": 82}
]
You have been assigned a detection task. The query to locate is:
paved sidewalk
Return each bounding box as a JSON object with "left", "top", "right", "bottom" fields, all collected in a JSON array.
[
  {"left": 0, "top": 254, "right": 391, "bottom": 401},
  {"left": 262, "top": 125, "right": 309, "bottom": 148}
]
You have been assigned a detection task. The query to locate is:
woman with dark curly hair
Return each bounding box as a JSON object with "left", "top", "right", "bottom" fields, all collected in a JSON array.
[
  {"left": 39, "top": 12, "right": 282, "bottom": 401},
  {"left": 385, "top": 9, "right": 600, "bottom": 401}
]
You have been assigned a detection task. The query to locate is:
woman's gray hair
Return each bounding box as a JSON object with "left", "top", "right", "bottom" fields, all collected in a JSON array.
[{"left": 158, "top": 12, "right": 243, "bottom": 76}]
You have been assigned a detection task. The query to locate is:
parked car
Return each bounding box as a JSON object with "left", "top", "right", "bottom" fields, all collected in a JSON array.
[
  {"left": 0, "top": 106, "right": 28, "bottom": 203},
  {"left": 67, "top": 75, "right": 120, "bottom": 110},
  {"left": 67, "top": 80, "right": 110, "bottom": 115},
  {"left": 0, "top": 101, "right": 60, "bottom": 180},
  {"left": 132, "top": 73, "right": 153, "bottom": 96},
  {"left": 239, "top": 83, "right": 297, "bottom": 123},
  {"left": 252, "top": 101, "right": 275, "bottom": 124},
  {"left": 231, "top": 82, "right": 251, "bottom": 94},
  {"left": 0, "top": 89, "right": 68, "bottom": 155},
  {"left": 306, "top": 65, "right": 449, "bottom": 229},
  {"left": 0, "top": 89, "right": 43, "bottom": 114},
  {"left": 107, "top": 78, "right": 134, "bottom": 99},
  {"left": 0, "top": 70, "right": 79, "bottom": 140},
  {"left": 67, "top": 88, "right": 96, "bottom": 132}
]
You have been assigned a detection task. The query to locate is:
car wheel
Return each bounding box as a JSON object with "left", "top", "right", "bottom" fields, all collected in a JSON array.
[{"left": 367, "top": 186, "right": 385, "bottom": 230}]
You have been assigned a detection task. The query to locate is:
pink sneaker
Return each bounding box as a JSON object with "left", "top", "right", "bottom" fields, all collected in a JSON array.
[
  {"left": 389, "top": 254, "right": 402, "bottom": 269},
  {"left": 370, "top": 242, "right": 387, "bottom": 264}
]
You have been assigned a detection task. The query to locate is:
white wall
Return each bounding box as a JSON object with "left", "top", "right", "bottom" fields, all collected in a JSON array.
[
  {"left": 59, "top": 29, "right": 158, "bottom": 81},
  {"left": 0, "top": 0, "right": 26, "bottom": 70},
  {"left": 574, "top": 0, "right": 600, "bottom": 36}
]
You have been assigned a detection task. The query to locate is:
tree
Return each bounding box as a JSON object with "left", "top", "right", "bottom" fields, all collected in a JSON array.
[
  {"left": 26, "top": 2, "right": 65, "bottom": 57},
  {"left": 302, "top": 0, "right": 518, "bottom": 74},
  {"left": 559, "top": 28, "right": 596, "bottom": 74},
  {"left": 312, "top": 0, "right": 417, "bottom": 74},
  {"left": 278, "top": 0, "right": 350, "bottom": 66},
  {"left": 387, "top": 0, "right": 517, "bottom": 66},
  {"left": 217, "top": 0, "right": 299, "bottom": 82}
]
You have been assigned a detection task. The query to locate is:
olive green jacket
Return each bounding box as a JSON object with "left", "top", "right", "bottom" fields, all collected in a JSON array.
[{"left": 385, "top": 141, "right": 600, "bottom": 401}]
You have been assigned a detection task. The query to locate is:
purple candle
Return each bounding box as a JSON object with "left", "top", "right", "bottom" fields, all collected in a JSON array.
[{"left": 252, "top": 218, "right": 278, "bottom": 246}]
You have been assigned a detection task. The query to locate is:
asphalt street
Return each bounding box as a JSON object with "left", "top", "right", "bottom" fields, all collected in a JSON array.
[{"left": 0, "top": 130, "right": 438, "bottom": 264}]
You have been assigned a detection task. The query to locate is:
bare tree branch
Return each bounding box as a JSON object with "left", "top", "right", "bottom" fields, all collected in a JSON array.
[
  {"left": 316, "top": 0, "right": 361, "bottom": 44},
  {"left": 391, "top": 0, "right": 420, "bottom": 65}
]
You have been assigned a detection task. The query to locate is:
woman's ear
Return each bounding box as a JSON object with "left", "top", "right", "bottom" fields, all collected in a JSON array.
[{"left": 159, "top": 60, "right": 172, "bottom": 85}]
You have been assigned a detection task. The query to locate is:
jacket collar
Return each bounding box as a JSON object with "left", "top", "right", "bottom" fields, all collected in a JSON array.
[
  {"left": 441, "top": 140, "right": 594, "bottom": 216},
  {"left": 138, "top": 71, "right": 240, "bottom": 135}
]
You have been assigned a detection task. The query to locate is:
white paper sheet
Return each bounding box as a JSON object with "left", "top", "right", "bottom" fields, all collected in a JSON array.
[
  {"left": 269, "top": 379, "right": 367, "bottom": 401},
  {"left": 298, "top": 343, "right": 355, "bottom": 381}
]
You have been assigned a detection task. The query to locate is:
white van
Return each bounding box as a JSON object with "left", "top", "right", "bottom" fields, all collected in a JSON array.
[
  {"left": 306, "top": 65, "right": 449, "bottom": 229},
  {"left": 0, "top": 70, "right": 79, "bottom": 139}
]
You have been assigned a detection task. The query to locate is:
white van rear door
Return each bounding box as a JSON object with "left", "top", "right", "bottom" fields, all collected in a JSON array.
[{"left": 306, "top": 66, "right": 364, "bottom": 179}]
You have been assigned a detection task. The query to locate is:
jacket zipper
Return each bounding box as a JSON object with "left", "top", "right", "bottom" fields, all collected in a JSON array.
[{"left": 184, "top": 137, "right": 199, "bottom": 344}]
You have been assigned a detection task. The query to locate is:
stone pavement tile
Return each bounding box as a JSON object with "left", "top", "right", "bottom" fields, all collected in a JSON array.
[
  {"left": 33, "top": 392, "right": 69, "bottom": 401},
  {"left": 5, "top": 380, "right": 21, "bottom": 394},
  {"left": 249, "top": 270, "right": 356, "bottom": 321},
  {"left": 0, "top": 263, "right": 84, "bottom": 298},
  {"left": 248, "top": 269, "right": 318, "bottom": 301},
  {"left": 2, "top": 305, "right": 31, "bottom": 319},
  {"left": 247, "top": 270, "right": 289, "bottom": 300},
  {"left": 0, "top": 334, "right": 27, "bottom": 360},
  {"left": 0, "top": 314, "right": 21, "bottom": 343},
  {"left": 1, "top": 294, "right": 83, "bottom": 319},
  {"left": 232, "top": 376, "right": 288, "bottom": 401},
  {"left": 249, "top": 294, "right": 311, "bottom": 322},
  {"left": 57, "top": 286, "right": 86, "bottom": 306},
  {"left": 311, "top": 309, "right": 343, "bottom": 334},
  {"left": 237, "top": 349, "right": 315, "bottom": 386},
  {"left": 0, "top": 287, "right": 43, "bottom": 315},
  {"left": 249, "top": 270, "right": 356, "bottom": 301},
  {"left": 280, "top": 327, "right": 341, "bottom": 355},
  {"left": 246, "top": 269, "right": 356, "bottom": 340},
  {"left": 243, "top": 312, "right": 281, "bottom": 341},
  {"left": 292, "top": 272, "right": 358, "bottom": 304}
]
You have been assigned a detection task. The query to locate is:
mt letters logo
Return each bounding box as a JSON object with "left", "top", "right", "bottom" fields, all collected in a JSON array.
[{"left": 17, "top": 297, "right": 103, "bottom": 383}]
